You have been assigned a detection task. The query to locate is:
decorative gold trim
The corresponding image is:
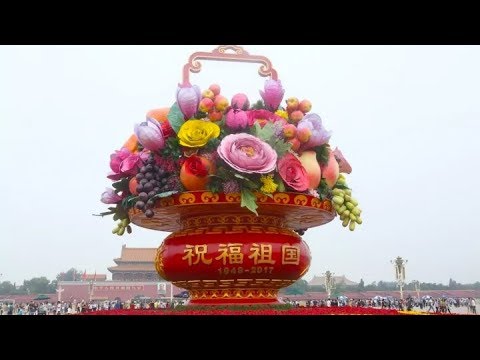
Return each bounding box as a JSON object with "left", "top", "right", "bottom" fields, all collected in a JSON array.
[
  {"left": 188, "top": 288, "right": 279, "bottom": 301},
  {"left": 180, "top": 214, "right": 285, "bottom": 229},
  {"left": 173, "top": 278, "right": 296, "bottom": 290},
  {"left": 200, "top": 192, "right": 219, "bottom": 203},
  {"left": 179, "top": 193, "right": 196, "bottom": 204},
  {"left": 154, "top": 243, "right": 166, "bottom": 279},
  {"left": 294, "top": 194, "right": 308, "bottom": 206},
  {"left": 273, "top": 193, "right": 290, "bottom": 204}
]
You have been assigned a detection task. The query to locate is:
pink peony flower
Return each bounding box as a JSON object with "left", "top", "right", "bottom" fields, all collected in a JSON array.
[
  {"left": 107, "top": 148, "right": 149, "bottom": 181},
  {"left": 176, "top": 84, "right": 201, "bottom": 120},
  {"left": 231, "top": 93, "right": 250, "bottom": 110},
  {"left": 225, "top": 108, "right": 249, "bottom": 130},
  {"left": 297, "top": 113, "right": 332, "bottom": 151},
  {"left": 277, "top": 153, "right": 309, "bottom": 191},
  {"left": 260, "top": 79, "right": 284, "bottom": 111},
  {"left": 217, "top": 133, "right": 277, "bottom": 174},
  {"left": 134, "top": 117, "right": 165, "bottom": 151},
  {"left": 100, "top": 188, "right": 123, "bottom": 204}
]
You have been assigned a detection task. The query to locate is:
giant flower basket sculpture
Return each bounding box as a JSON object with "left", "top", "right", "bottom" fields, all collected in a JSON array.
[{"left": 98, "top": 46, "right": 363, "bottom": 304}]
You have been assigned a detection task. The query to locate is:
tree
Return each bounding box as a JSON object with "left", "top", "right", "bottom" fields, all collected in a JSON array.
[
  {"left": 56, "top": 268, "right": 82, "bottom": 282},
  {"left": 0, "top": 281, "right": 15, "bottom": 295},
  {"left": 284, "top": 279, "right": 309, "bottom": 295},
  {"left": 23, "top": 277, "right": 55, "bottom": 294},
  {"left": 358, "top": 278, "right": 365, "bottom": 291},
  {"left": 448, "top": 278, "right": 458, "bottom": 289}
]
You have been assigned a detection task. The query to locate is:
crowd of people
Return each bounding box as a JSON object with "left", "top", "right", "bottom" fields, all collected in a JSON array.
[
  {"left": 0, "top": 298, "right": 186, "bottom": 315},
  {"left": 0, "top": 296, "right": 477, "bottom": 315},
  {"left": 281, "top": 296, "right": 477, "bottom": 314}
]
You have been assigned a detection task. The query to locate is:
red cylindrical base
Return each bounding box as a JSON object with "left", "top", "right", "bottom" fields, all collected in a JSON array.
[{"left": 155, "top": 214, "right": 311, "bottom": 305}]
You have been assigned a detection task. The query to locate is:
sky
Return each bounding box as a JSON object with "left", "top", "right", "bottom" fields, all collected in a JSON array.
[{"left": 1, "top": 45, "right": 479, "bottom": 286}]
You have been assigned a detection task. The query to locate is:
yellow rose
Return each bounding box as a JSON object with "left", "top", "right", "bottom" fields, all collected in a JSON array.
[{"left": 178, "top": 120, "right": 221, "bottom": 148}]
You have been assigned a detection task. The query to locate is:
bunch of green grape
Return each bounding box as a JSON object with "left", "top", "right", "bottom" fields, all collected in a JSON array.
[
  {"left": 331, "top": 174, "right": 362, "bottom": 231},
  {"left": 112, "top": 218, "right": 132, "bottom": 236}
]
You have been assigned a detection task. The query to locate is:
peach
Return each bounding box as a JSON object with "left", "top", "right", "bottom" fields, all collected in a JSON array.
[
  {"left": 199, "top": 98, "right": 214, "bottom": 113},
  {"left": 288, "top": 138, "right": 301, "bottom": 152},
  {"left": 289, "top": 110, "right": 304, "bottom": 123},
  {"left": 297, "top": 127, "right": 312, "bottom": 143},
  {"left": 298, "top": 100, "right": 312, "bottom": 114},
  {"left": 321, "top": 150, "right": 340, "bottom": 189},
  {"left": 286, "top": 97, "right": 299, "bottom": 113},
  {"left": 299, "top": 150, "right": 321, "bottom": 189},
  {"left": 214, "top": 95, "right": 229, "bottom": 112},
  {"left": 202, "top": 89, "right": 215, "bottom": 100},
  {"left": 146, "top": 107, "right": 170, "bottom": 123},
  {"left": 283, "top": 124, "right": 297, "bottom": 139},
  {"left": 129, "top": 177, "right": 138, "bottom": 195},
  {"left": 209, "top": 84, "right": 221, "bottom": 96},
  {"left": 208, "top": 110, "right": 223, "bottom": 122}
]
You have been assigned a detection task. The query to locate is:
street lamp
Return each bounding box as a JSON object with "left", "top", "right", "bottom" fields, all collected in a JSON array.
[
  {"left": 391, "top": 256, "right": 407, "bottom": 300},
  {"left": 324, "top": 271, "right": 336, "bottom": 299},
  {"left": 412, "top": 280, "right": 420, "bottom": 299}
]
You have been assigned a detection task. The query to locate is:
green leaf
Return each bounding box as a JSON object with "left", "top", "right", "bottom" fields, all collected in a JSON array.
[
  {"left": 92, "top": 211, "right": 115, "bottom": 217},
  {"left": 240, "top": 188, "right": 258, "bottom": 215},
  {"left": 317, "top": 179, "right": 332, "bottom": 200},
  {"left": 121, "top": 195, "right": 138, "bottom": 209},
  {"left": 252, "top": 122, "right": 275, "bottom": 141},
  {"left": 315, "top": 144, "right": 330, "bottom": 166},
  {"left": 333, "top": 183, "right": 350, "bottom": 190},
  {"left": 113, "top": 213, "right": 120, "bottom": 221},
  {"left": 271, "top": 139, "right": 292, "bottom": 157},
  {"left": 234, "top": 173, "right": 259, "bottom": 190},
  {"left": 167, "top": 102, "right": 185, "bottom": 134},
  {"left": 151, "top": 191, "right": 178, "bottom": 201},
  {"left": 251, "top": 99, "right": 265, "bottom": 110},
  {"left": 274, "top": 174, "right": 286, "bottom": 192},
  {"left": 112, "top": 177, "right": 130, "bottom": 191}
]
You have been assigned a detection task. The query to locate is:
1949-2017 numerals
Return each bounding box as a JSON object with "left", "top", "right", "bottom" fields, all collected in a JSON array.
[{"left": 217, "top": 266, "right": 274, "bottom": 275}]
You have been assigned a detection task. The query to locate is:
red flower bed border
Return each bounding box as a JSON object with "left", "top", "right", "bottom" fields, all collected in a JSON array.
[{"left": 82, "top": 306, "right": 409, "bottom": 316}]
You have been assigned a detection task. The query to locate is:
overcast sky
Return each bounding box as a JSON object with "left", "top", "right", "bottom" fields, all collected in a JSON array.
[{"left": 1, "top": 45, "right": 479, "bottom": 285}]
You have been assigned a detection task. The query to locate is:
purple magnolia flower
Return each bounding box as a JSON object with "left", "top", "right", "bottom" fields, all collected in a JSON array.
[
  {"left": 176, "top": 84, "right": 201, "bottom": 120},
  {"left": 225, "top": 108, "right": 249, "bottom": 130},
  {"left": 259, "top": 79, "right": 284, "bottom": 111},
  {"left": 100, "top": 188, "right": 123, "bottom": 204},
  {"left": 107, "top": 148, "right": 148, "bottom": 181},
  {"left": 134, "top": 117, "right": 165, "bottom": 151},
  {"left": 297, "top": 113, "right": 332, "bottom": 151},
  {"left": 217, "top": 133, "right": 277, "bottom": 174},
  {"left": 231, "top": 93, "right": 250, "bottom": 110}
]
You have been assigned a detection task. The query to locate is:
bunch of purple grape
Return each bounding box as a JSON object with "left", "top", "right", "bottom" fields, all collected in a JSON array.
[{"left": 134, "top": 153, "right": 170, "bottom": 218}]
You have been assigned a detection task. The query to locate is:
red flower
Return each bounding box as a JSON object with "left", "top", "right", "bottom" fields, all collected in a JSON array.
[
  {"left": 184, "top": 155, "right": 208, "bottom": 177},
  {"left": 277, "top": 153, "right": 309, "bottom": 191}
]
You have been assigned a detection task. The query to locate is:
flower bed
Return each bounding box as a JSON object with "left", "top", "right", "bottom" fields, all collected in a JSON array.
[{"left": 83, "top": 306, "right": 411, "bottom": 316}]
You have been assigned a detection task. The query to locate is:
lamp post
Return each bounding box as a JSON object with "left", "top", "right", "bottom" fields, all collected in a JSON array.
[
  {"left": 56, "top": 286, "right": 64, "bottom": 302},
  {"left": 324, "top": 271, "right": 336, "bottom": 299},
  {"left": 412, "top": 280, "right": 420, "bottom": 299},
  {"left": 391, "top": 256, "right": 407, "bottom": 300}
]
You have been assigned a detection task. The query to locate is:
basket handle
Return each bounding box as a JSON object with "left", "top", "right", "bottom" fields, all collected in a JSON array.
[{"left": 181, "top": 45, "right": 278, "bottom": 86}]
